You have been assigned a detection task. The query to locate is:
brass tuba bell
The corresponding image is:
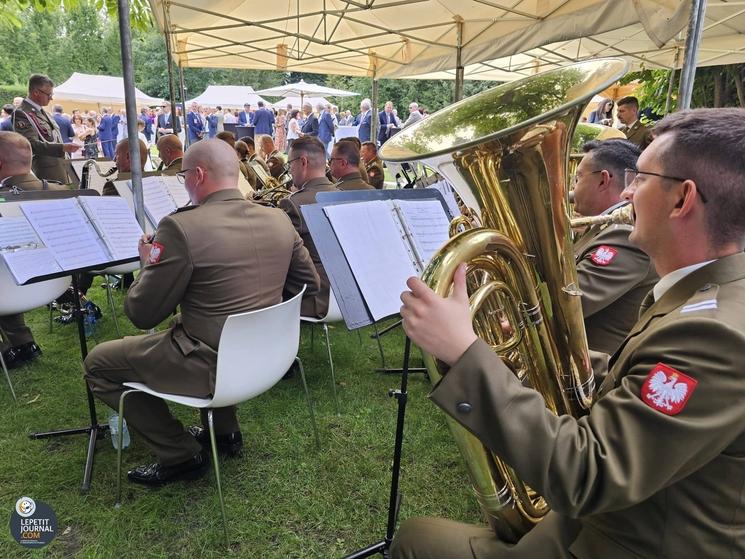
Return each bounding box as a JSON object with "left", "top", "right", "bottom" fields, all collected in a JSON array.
[{"left": 380, "top": 58, "right": 629, "bottom": 543}]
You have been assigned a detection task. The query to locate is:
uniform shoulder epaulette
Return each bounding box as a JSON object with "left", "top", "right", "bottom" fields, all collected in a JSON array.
[
  {"left": 173, "top": 205, "right": 198, "bottom": 214},
  {"left": 680, "top": 283, "right": 719, "bottom": 314}
]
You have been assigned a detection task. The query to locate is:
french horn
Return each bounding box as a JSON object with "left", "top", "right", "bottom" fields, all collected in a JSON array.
[{"left": 380, "top": 58, "right": 629, "bottom": 543}]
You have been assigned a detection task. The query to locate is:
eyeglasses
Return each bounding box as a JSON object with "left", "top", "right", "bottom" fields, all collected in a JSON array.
[
  {"left": 624, "top": 168, "right": 707, "bottom": 203},
  {"left": 328, "top": 157, "right": 347, "bottom": 164},
  {"left": 287, "top": 156, "right": 304, "bottom": 165},
  {"left": 571, "top": 169, "right": 610, "bottom": 185},
  {"left": 176, "top": 168, "right": 194, "bottom": 184},
  {"left": 35, "top": 88, "right": 53, "bottom": 99}
]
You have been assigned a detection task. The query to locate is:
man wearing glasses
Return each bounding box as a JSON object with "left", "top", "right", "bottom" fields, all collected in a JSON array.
[
  {"left": 572, "top": 139, "right": 657, "bottom": 358},
  {"left": 393, "top": 108, "right": 745, "bottom": 558},
  {"left": 12, "top": 73, "right": 79, "bottom": 184}
]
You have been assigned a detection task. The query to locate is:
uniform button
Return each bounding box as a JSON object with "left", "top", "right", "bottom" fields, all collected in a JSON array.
[
  {"left": 456, "top": 402, "right": 472, "bottom": 414},
  {"left": 699, "top": 283, "right": 713, "bottom": 292}
]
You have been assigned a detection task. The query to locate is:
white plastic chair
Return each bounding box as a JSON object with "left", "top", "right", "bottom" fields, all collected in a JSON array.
[
  {"left": 115, "top": 287, "right": 319, "bottom": 539},
  {"left": 301, "top": 289, "right": 348, "bottom": 415},
  {"left": 0, "top": 260, "right": 70, "bottom": 401}
]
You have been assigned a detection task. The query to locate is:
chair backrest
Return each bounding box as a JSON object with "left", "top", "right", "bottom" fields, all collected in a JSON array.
[
  {"left": 0, "top": 260, "right": 71, "bottom": 315},
  {"left": 324, "top": 288, "right": 344, "bottom": 323},
  {"left": 210, "top": 286, "right": 306, "bottom": 408}
]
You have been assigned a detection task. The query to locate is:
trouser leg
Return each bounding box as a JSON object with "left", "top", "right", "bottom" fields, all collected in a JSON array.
[
  {"left": 0, "top": 314, "right": 34, "bottom": 352},
  {"left": 84, "top": 337, "right": 202, "bottom": 466},
  {"left": 200, "top": 407, "right": 239, "bottom": 435}
]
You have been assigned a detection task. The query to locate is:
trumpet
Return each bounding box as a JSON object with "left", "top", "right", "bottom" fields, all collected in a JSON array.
[{"left": 570, "top": 203, "right": 634, "bottom": 228}]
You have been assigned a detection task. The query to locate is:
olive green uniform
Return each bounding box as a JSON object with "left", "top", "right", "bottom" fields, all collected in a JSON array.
[
  {"left": 279, "top": 177, "right": 339, "bottom": 318},
  {"left": 159, "top": 157, "right": 183, "bottom": 176},
  {"left": 621, "top": 120, "right": 652, "bottom": 150},
  {"left": 335, "top": 170, "right": 373, "bottom": 191},
  {"left": 12, "top": 99, "right": 72, "bottom": 184},
  {"left": 364, "top": 157, "right": 385, "bottom": 189},
  {"left": 392, "top": 253, "right": 745, "bottom": 558},
  {"left": 84, "top": 189, "right": 319, "bottom": 465}
]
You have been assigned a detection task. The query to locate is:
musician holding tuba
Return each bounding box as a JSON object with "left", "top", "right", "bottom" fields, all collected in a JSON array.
[
  {"left": 394, "top": 109, "right": 745, "bottom": 558},
  {"left": 156, "top": 134, "right": 184, "bottom": 176}
]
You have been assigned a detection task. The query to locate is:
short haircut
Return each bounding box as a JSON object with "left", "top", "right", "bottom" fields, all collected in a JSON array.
[
  {"left": 28, "top": 73, "right": 53, "bottom": 93},
  {"left": 332, "top": 140, "right": 360, "bottom": 166},
  {"left": 617, "top": 96, "right": 639, "bottom": 110},
  {"left": 361, "top": 141, "right": 378, "bottom": 155},
  {"left": 240, "top": 136, "right": 255, "bottom": 149},
  {"left": 235, "top": 140, "right": 249, "bottom": 159},
  {"left": 257, "top": 101, "right": 264, "bottom": 107},
  {"left": 360, "top": 98, "right": 371, "bottom": 111},
  {"left": 216, "top": 105, "right": 222, "bottom": 111},
  {"left": 0, "top": 131, "right": 32, "bottom": 171},
  {"left": 289, "top": 136, "right": 326, "bottom": 167},
  {"left": 53, "top": 104, "right": 63, "bottom": 113},
  {"left": 2, "top": 104, "right": 13, "bottom": 116},
  {"left": 338, "top": 136, "right": 362, "bottom": 150},
  {"left": 652, "top": 108, "right": 745, "bottom": 248},
  {"left": 216, "top": 131, "right": 236, "bottom": 147},
  {"left": 582, "top": 139, "right": 640, "bottom": 192}
]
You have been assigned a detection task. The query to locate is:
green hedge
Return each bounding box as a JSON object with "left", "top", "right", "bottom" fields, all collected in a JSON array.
[{"left": 0, "top": 84, "right": 27, "bottom": 104}]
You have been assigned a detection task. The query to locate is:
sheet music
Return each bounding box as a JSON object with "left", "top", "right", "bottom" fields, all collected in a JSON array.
[
  {"left": 20, "top": 199, "right": 110, "bottom": 270},
  {"left": 162, "top": 176, "right": 191, "bottom": 208},
  {"left": 0, "top": 216, "right": 41, "bottom": 248},
  {"left": 324, "top": 201, "right": 418, "bottom": 321},
  {"left": 78, "top": 196, "right": 143, "bottom": 261},
  {"left": 1, "top": 248, "right": 62, "bottom": 285},
  {"left": 394, "top": 199, "right": 451, "bottom": 267},
  {"left": 141, "top": 176, "right": 177, "bottom": 226},
  {"left": 427, "top": 180, "right": 460, "bottom": 220}
]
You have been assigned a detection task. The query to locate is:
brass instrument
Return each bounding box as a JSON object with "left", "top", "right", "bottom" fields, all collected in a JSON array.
[
  {"left": 252, "top": 184, "right": 293, "bottom": 206},
  {"left": 380, "top": 59, "right": 628, "bottom": 543},
  {"left": 570, "top": 203, "right": 634, "bottom": 228},
  {"left": 80, "top": 159, "right": 117, "bottom": 190}
]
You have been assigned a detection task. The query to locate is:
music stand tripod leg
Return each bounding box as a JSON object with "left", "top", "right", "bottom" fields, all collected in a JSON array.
[
  {"left": 29, "top": 273, "right": 108, "bottom": 493},
  {"left": 342, "top": 337, "right": 413, "bottom": 559}
]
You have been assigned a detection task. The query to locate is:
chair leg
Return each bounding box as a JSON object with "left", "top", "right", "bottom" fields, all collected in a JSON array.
[
  {"left": 48, "top": 304, "right": 53, "bottom": 334},
  {"left": 115, "top": 389, "right": 139, "bottom": 507},
  {"left": 104, "top": 275, "right": 121, "bottom": 338},
  {"left": 372, "top": 322, "right": 387, "bottom": 369},
  {"left": 356, "top": 329, "right": 362, "bottom": 345},
  {"left": 0, "top": 350, "right": 17, "bottom": 402},
  {"left": 295, "top": 357, "right": 320, "bottom": 449},
  {"left": 322, "top": 324, "right": 340, "bottom": 415},
  {"left": 309, "top": 323, "right": 315, "bottom": 351},
  {"left": 207, "top": 409, "right": 229, "bottom": 543}
]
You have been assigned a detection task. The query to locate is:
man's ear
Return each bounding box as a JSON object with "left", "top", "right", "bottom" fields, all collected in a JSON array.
[{"left": 671, "top": 179, "right": 697, "bottom": 217}]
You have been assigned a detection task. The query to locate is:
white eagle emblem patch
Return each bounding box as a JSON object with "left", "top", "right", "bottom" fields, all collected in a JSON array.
[
  {"left": 641, "top": 363, "right": 697, "bottom": 416},
  {"left": 590, "top": 245, "right": 617, "bottom": 266}
]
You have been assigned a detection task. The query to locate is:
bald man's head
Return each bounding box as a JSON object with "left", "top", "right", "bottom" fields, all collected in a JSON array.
[
  {"left": 156, "top": 134, "right": 183, "bottom": 166},
  {"left": 0, "top": 131, "right": 33, "bottom": 179},
  {"left": 114, "top": 138, "right": 148, "bottom": 173},
  {"left": 182, "top": 139, "right": 240, "bottom": 204}
]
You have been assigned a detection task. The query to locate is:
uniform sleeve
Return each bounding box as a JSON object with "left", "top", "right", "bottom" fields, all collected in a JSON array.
[
  {"left": 429, "top": 316, "right": 745, "bottom": 517},
  {"left": 12, "top": 110, "right": 64, "bottom": 158},
  {"left": 283, "top": 221, "right": 320, "bottom": 299},
  {"left": 123, "top": 216, "right": 192, "bottom": 329},
  {"left": 577, "top": 227, "right": 652, "bottom": 318},
  {"left": 279, "top": 197, "right": 305, "bottom": 235}
]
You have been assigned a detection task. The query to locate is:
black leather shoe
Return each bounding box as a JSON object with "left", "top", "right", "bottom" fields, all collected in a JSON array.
[
  {"left": 127, "top": 450, "right": 209, "bottom": 487},
  {"left": 187, "top": 426, "right": 243, "bottom": 457},
  {"left": 16, "top": 342, "right": 42, "bottom": 362},
  {"left": 2, "top": 342, "right": 42, "bottom": 370}
]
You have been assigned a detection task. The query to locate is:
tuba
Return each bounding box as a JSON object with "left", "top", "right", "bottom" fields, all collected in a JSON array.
[{"left": 380, "top": 59, "right": 629, "bottom": 543}]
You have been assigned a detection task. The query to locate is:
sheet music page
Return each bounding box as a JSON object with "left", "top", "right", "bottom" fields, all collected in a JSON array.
[
  {"left": 394, "top": 199, "right": 451, "bottom": 268},
  {"left": 162, "top": 176, "right": 191, "bottom": 208},
  {"left": 1, "top": 248, "right": 62, "bottom": 285},
  {"left": 0, "top": 216, "right": 41, "bottom": 248},
  {"left": 78, "top": 196, "right": 143, "bottom": 261},
  {"left": 141, "top": 176, "right": 177, "bottom": 226},
  {"left": 324, "top": 200, "right": 417, "bottom": 321},
  {"left": 20, "top": 199, "right": 111, "bottom": 271},
  {"left": 427, "top": 180, "right": 460, "bottom": 219}
]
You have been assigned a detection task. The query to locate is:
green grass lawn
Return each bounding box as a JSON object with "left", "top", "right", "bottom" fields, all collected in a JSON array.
[{"left": 0, "top": 282, "right": 481, "bottom": 558}]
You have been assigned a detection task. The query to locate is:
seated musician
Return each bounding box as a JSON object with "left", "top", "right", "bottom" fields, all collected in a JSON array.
[
  {"left": 84, "top": 139, "right": 319, "bottom": 485},
  {"left": 0, "top": 131, "right": 47, "bottom": 368},
  {"left": 328, "top": 140, "right": 373, "bottom": 191},
  {"left": 360, "top": 141, "right": 385, "bottom": 189},
  {"left": 572, "top": 139, "right": 657, "bottom": 358},
  {"left": 257, "top": 134, "right": 286, "bottom": 179},
  {"left": 215, "top": 132, "right": 256, "bottom": 197},
  {"left": 156, "top": 134, "right": 183, "bottom": 176},
  {"left": 278, "top": 136, "right": 338, "bottom": 318},
  {"left": 394, "top": 108, "right": 745, "bottom": 558},
  {"left": 238, "top": 136, "right": 271, "bottom": 175}
]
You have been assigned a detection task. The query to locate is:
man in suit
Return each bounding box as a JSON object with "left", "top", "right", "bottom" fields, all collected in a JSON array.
[
  {"left": 356, "top": 98, "right": 372, "bottom": 143},
  {"left": 12, "top": 73, "right": 79, "bottom": 182},
  {"left": 617, "top": 96, "right": 652, "bottom": 150},
  {"left": 206, "top": 108, "right": 218, "bottom": 139},
  {"left": 393, "top": 108, "right": 745, "bottom": 558},
  {"left": 329, "top": 140, "right": 372, "bottom": 191},
  {"left": 402, "top": 102, "right": 423, "bottom": 128},
  {"left": 572, "top": 139, "right": 657, "bottom": 357},
  {"left": 300, "top": 102, "right": 319, "bottom": 138},
  {"left": 279, "top": 136, "right": 338, "bottom": 318},
  {"left": 51, "top": 105, "right": 75, "bottom": 144},
  {"left": 238, "top": 103, "right": 253, "bottom": 126},
  {"left": 139, "top": 107, "right": 153, "bottom": 144},
  {"left": 360, "top": 141, "right": 385, "bottom": 189},
  {"left": 187, "top": 102, "right": 204, "bottom": 144},
  {"left": 252, "top": 101, "right": 275, "bottom": 136},
  {"left": 98, "top": 107, "right": 116, "bottom": 159},
  {"left": 84, "top": 139, "right": 319, "bottom": 485},
  {"left": 378, "top": 101, "right": 398, "bottom": 145},
  {"left": 317, "top": 103, "right": 335, "bottom": 154},
  {"left": 156, "top": 134, "right": 184, "bottom": 176},
  {"left": 156, "top": 102, "right": 180, "bottom": 141}
]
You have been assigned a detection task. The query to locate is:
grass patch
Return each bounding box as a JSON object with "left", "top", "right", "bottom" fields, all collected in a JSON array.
[{"left": 0, "top": 282, "right": 481, "bottom": 557}]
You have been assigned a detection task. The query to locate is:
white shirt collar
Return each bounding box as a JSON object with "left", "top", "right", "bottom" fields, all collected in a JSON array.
[
  {"left": 653, "top": 260, "right": 716, "bottom": 301},
  {"left": 25, "top": 97, "right": 42, "bottom": 111}
]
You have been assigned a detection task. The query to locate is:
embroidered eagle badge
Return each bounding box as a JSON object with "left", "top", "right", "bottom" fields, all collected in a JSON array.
[
  {"left": 641, "top": 363, "right": 697, "bottom": 416},
  {"left": 148, "top": 242, "right": 164, "bottom": 264},
  {"left": 590, "top": 245, "right": 617, "bottom": 266}
]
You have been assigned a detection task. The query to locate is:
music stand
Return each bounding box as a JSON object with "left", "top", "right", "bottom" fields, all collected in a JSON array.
[{"left": 1, "top": 190, "right": 139, "bottom": 492}]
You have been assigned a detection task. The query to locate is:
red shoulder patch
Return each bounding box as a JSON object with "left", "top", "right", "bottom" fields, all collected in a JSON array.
[
  {"left": 590, "top": 245, "right": 618, "bottom": 266},
  {"left": 641, "top": 363, "right": 697, "bottom": 416},
  {"left": 148, "top": 242, "right": 165, "bottom": 264}
]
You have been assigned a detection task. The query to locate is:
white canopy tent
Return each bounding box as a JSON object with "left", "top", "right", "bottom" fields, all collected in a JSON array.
[
  {"left": 274, "top": 96, "right": 330, "bottom": 110},
  {"left": 53, "top": 72, "right": 163, "bottom": 111},
  {"left": 185, "top": 85, "right": 269, "bottom": 109}
]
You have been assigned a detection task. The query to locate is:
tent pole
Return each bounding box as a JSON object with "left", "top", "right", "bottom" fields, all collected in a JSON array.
[
  {"left": 162, "top": 1, "right": 179, "bottom": 128},
  {"left": 371, "top": 76, "right": 379, "bottom": 146},
  {"left": 454, "top": 16, "right": 464, "bottom": 102},
  {"left": 178, "top": 61, "right": 188, "bottom": 148},
  {"left": 665, "top": 46, "right": 682, "bottom": 114},
  {"left": 678, "top": 0, "right": 707, "bottom": 110},
  {"left": 117, "top": 0, "right": 145, "bottom": 231}
]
